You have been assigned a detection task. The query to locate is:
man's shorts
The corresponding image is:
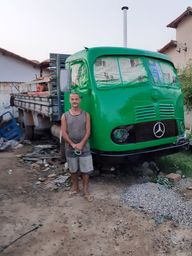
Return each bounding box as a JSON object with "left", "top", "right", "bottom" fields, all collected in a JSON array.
[{"left": 66, "top": 155, "right": 93, "bottom": 175}]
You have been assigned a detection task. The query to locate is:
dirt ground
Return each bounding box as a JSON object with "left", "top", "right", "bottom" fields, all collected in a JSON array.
[{"left": 0, "top": 145, "right": 192, "bottom": 256}]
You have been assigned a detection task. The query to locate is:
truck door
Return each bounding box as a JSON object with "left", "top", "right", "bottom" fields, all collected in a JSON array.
[{"left": 69, "top": 61, "right": 92, "bottom": 112}]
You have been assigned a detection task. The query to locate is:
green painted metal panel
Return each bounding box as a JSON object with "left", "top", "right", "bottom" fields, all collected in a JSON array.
[{"left": 64, "top": 47, "right": 185, "bottom": 154}]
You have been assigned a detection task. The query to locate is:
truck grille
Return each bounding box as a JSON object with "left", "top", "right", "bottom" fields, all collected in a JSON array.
[
  {"left": 135, "top": 119, "right": 177, "bottom": 142},
  {"left": 113, "top": 119, "right": 178, "bottom": 144},
  {"left": 135, "top": 104, "right": 175, "bottom": 122},
  {"left": 159, "top": 104, "right": 175, "bottom": 119},
  {"left": 135, "top": 105, "right": 156, "bottom": 122}
]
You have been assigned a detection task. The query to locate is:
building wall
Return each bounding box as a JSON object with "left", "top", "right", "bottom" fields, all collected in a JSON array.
[
  {"left": 176, "top": 16, "right": 192, "bottom": 52},
  {"left": 0, "top": 82, "right": 20, "bottom": 117},
  {"left": 0, "top": 81, "right": 39, "bottom": 117},
  {"left": 0, "top": 53, "right": 40, "bottom": 82},
  {"left": 164, "top": 16, "right": 192, "bottom": 70},
  {"left": 176, "top": 16, "right": 192, "bottom": 129},
  {"left": 175, "top": 16, "right": 192, "bottom": 69},
  {"left": 163, "top": 47, "right": 181, "bottom": 69},
  {"left": 161, "top": 16, "right": 192, "bottom": 70},
  {"left": 0, "top": 51, "right": 51, "bottom": 120}
]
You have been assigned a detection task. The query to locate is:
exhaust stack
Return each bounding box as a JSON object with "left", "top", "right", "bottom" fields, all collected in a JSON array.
[{"left": 121, "top": 6, "right": 129, "bottom": 48}]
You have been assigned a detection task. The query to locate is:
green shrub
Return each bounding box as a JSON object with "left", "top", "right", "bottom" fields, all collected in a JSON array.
[
  {"left": 179, "top": 63, "right": 192, "bottom": 111},
  {"left": 157, "top": 151, "right": 192, "bottom": 177}
]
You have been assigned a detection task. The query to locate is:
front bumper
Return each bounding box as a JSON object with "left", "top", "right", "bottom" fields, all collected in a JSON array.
[{"left": 91, "top": 140, "right": 189, "bottom": 165}]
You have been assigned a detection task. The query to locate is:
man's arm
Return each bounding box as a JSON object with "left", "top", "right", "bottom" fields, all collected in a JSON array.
[
  {"left": 76, "top": 112, "right": 91, "bottom": 151},
  {"left": 61, "top": 114, "right": 76, "bottom": 149}
]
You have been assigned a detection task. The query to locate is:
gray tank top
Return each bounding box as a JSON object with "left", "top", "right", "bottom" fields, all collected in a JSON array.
[{"left": 64, "top": 111, "right": 91, "bottom": 157}]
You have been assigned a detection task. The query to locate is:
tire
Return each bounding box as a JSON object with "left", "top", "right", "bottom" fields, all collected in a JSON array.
[{"left": 25, "top": 126, "right": 34, "bottom": 140}]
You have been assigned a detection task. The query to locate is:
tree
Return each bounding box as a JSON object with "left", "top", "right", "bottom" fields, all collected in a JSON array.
[{"left": 179, "top": 63, "right": 192, "bottom": 111}]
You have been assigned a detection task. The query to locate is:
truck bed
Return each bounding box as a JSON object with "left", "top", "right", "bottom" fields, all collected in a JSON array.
[
  {"left": 12, "top": 53, "right": 70, "bottom": 124},
  {"left": 13, "top": 93, "right": 53, "bottom": 118}
]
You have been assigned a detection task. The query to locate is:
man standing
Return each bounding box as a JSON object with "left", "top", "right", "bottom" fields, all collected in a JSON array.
[{"left": 61, "top": 93, "right": 94, "bottom": 202}]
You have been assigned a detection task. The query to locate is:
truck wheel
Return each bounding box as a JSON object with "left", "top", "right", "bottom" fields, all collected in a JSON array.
[
  {"left": 60, "top": 137, "right": 66, "bottom": 163},
  {"left": 25, "top": 126, "right": 34, "bottom": 140}
]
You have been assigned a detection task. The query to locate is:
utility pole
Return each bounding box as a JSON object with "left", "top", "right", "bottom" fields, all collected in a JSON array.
[{"left": 121, "top": 6, "right": 129, "bottom": 47}]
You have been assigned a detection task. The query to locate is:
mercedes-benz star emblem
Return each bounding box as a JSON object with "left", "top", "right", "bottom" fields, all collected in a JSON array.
[{"left": 153, "top": 122, "right": 165, "bottom": 138}]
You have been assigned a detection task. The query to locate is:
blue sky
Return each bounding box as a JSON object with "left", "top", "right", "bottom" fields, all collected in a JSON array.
[{"left": 0, "top": 0, "right": 192, "bottom": 61}]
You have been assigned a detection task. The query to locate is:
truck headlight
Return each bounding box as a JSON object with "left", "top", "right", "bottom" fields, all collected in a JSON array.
[{"left": 111, "top": 128, "right": 129, "bottom": 143}]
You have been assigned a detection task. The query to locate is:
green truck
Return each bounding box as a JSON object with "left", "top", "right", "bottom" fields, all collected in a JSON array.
[{"left": 13, "top": 47, "right": 189, "bottom": 166}]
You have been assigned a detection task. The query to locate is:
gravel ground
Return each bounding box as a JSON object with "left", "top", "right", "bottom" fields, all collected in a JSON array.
[
  {"left": 122, "top": 178, "right": 192, "bottom": 227},
  {"left": 1, "top": 147, "right": 192, "bottom": 256},
  {"left": 174, "top": 178, "right": 192, "bottom": 191}
]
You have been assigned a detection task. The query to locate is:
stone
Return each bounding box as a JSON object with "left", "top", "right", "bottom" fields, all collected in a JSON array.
[
  {"left": 166, "top": 173, "right": 181, "bottom": 183},
  {"left": 149, "top": 161, "right": 160, "bottom": 172},
  {"left": 38, "top": 177, "right": 46, "bottom": 182},
  {"left": 7, "top": 169, "right": 13, "bottom": 175},
  {"left": 31, "top": 163, "right": 40, "bottom": 169},
  {"left": 42, "top": 167, "right": 50, "bottom": 172},
  {"left": 142, "top": 161, "right": 149, "bottom": 169},
  {"left": 23, "top": 140, "right": 32, "bottom": 145},
  {"left": 63, "top": 162, "right": 69, "bottom": 171},
  {"left": 54, "top": 175, "right": 69, "bottom": 185},
  {"left": 142, "top": 168, "right": 154, "bottom": 177},
  {"left": 48, "top": 173, "right": 56, "bottom": 178},
  {"left": 16, "top": 154, "right": 23, "bottom": 158},
  {"left": 13, "top": 143, "right": 23, "bottom": 149}
]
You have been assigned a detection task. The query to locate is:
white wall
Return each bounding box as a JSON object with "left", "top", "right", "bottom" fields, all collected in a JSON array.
[
  {"left": 0, "top": 82, "right": 24, "bottom": 117},
  {"left": 176, "top": 16, "right": 192, "bottom": 68},
  {"left": 0, "top": 53, "right": 40, "bottom": 82},
  {"left": 177, "top": 16, "right": 192, "bottom": 52},
  {"left": 163, "top": 16, "right": 192, "bottom": 70}
]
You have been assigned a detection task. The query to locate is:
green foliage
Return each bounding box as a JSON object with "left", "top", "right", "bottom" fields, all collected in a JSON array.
[
  {"left": 179, "top": 63, "right": 192, "bottom": 111},
  {"left": 186, "top": 130, "right": 192, "bottom": 140},
  {"left": 151, "top": 176, "right": 174, "bottom": 188},
  {"left": 156, "top": 151, "right": 192, "bottom": 177}
]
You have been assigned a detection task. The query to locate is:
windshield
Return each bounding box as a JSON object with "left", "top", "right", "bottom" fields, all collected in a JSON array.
[
  {"left": 148, "top": 58, "right": 178, "bottom": 86},
  {"left": 94, "top": 56, "right": 147, "bottom": 88}
]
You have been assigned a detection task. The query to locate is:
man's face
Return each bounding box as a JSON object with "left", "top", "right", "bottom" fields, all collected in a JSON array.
[{"left": 70, "top": 93, "right": 80, "bottom": 108}]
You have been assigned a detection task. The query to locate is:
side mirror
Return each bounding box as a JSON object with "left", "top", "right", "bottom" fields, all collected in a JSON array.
[{"left": 60, "top": 69, "right": 70, "bottom": 92}]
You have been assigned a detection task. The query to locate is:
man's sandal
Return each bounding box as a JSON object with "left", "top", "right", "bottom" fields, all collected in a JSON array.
[{"left": 84, "top": 194, "right": 94, "bottom": 202}]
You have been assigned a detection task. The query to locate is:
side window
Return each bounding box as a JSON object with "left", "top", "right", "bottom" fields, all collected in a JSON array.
[
  {"left": 160, "top": 62, "right": 177, "bottom": 84},
  {"left": 148, "top": 59, "right": 178, "bottom": 86},
  {"left": 71, "top": 62, "right": 88, "bottom": 88},
  {"left": 148, "top": 60, "right": 163, "bottom": 84}
]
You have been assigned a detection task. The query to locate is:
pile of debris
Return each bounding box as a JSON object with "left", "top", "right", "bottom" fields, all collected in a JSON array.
[
  {"left": 22, "top": 144, "right": 60, "bottom": 162},
  {"left": 0, "top": 137, "right": 23, "bottom": 151},
  {"left": 18, "top": 144, "right": 70, "bottom": 191}
]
